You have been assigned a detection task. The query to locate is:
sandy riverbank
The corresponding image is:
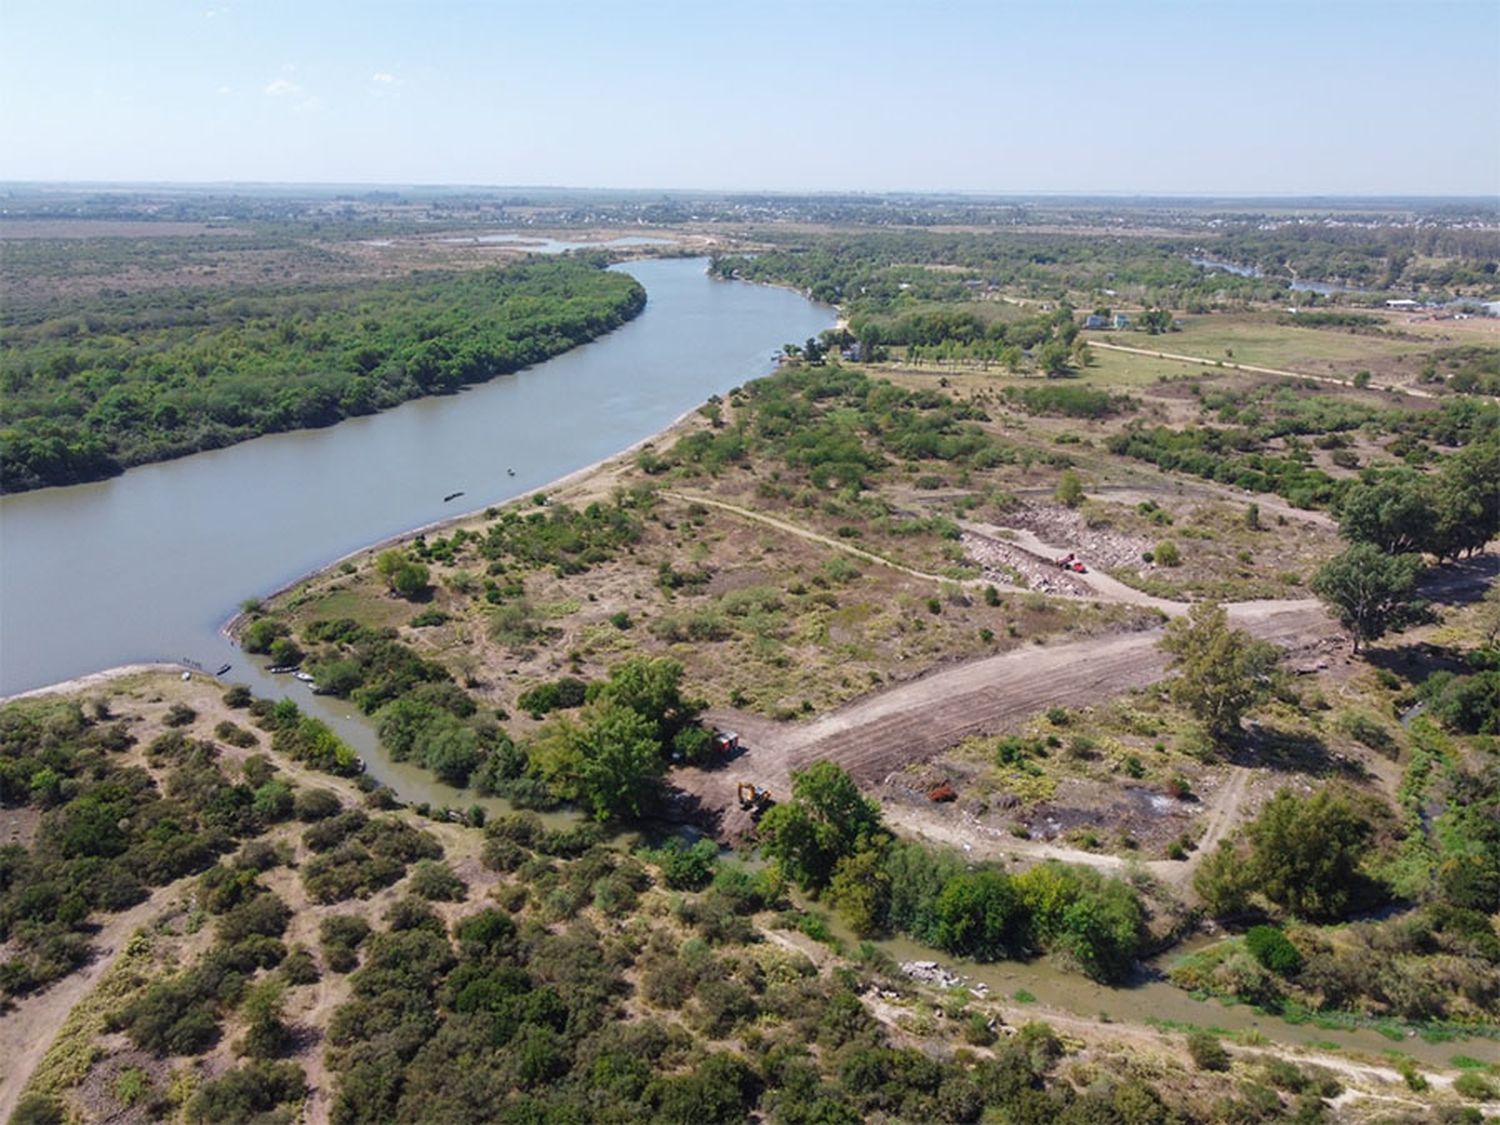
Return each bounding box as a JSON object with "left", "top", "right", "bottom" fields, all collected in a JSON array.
[{"left": 0, "top": 663, "right": 186, "bottom": 704}]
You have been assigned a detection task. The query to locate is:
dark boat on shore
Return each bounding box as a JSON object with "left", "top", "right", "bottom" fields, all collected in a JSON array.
[
  {"left": 216, "top": 663, "right": 232, "bottom": 676},
  {"left": 443, "top": 491, "right": 464, "bottom": 502}
]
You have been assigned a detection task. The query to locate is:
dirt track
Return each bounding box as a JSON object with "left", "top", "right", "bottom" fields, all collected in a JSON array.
[
  {"left": 0, "top": 878, "right": 190, "bottom": 1124},
  {"left": 681, "top": 597, "right": 1332, "bottom": 839},
  {"left": 1087, "top": 340, "right": 1437, "bottom": 400}
]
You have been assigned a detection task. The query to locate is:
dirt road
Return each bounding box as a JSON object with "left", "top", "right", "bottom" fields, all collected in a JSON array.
[
  {"left": 661, "top": 490, "right": 1032, "bottom": 594},
  {"left": 0, "top": 879, "right": 190, "bottom": 1123}
]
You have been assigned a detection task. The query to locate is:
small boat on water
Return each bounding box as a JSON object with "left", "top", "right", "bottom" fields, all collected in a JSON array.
[
  {"left": 216, "top": 663, "right": 232, "bottom": 676},
  {"left": 507, "top": 468, "right": 516, "bottom": 476},
  {"left": 267, "top": 664, "right": 298, "bottom": 674},
  {"left": 293, "top": 671, "right": 316, "bottom": 684},
  {"left": 443, "top": 491, "right": 465, "bottom": 502}
]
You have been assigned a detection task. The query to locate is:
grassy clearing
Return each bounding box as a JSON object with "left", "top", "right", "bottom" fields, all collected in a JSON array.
[{"left": 1106, "top": 315, "right": 1430, "bottom": 379}]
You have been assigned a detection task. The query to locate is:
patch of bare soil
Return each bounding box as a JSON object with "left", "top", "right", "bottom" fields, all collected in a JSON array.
[{"left": 673, "top": 596, "right": 1339, "bottom": 842}]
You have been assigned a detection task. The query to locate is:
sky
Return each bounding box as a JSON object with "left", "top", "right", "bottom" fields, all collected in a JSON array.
[{"left": 2, "top": 0, "right": 1497, "bottom": 196}]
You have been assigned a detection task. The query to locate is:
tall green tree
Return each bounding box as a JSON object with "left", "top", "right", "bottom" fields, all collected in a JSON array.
[
  {"left": 1245, "top": 789, "right": 1373, "bottom": 920},
  {"left": 592, "top": 656, "right": 704, "bottom": 752},
  {"left": 1336, "top": 474, "right": 1434, "bottom": 556},
  {"left": 1158, "top": 602, "right": 1279, "bottom": 742},
  {"left": 758, "top": 762, "right": 885, "bottom": 892},
  {"left": 528, "top": 703, "right": 664, "bottom": 821},
  {"left": 1431, "top": 440, "right": 1500, "bottom": 560},
  {"left": 1310, "top": 543, "right": 1424, "bottom": 653}
]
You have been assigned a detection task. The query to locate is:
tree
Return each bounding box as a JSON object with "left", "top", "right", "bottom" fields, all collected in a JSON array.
[
  {"left": 1430, "top": 440, "right": 1500, "bottom": 559},
  {"left": 593, "top": 656, "right": 704, "bottom": 753},
  {"left": 932, "top": 869, "right": 1025, "bottom": 960},
  {"left": 1479, "top": 582, "right": 1500, "bottom": 649},
  {"left": 1245, "top": 789, "right": 1372, "bottom": 920},
  {"left": 1138, "top": 308, "right": 1173, "bottom": 335},
  {"left": 1037, "top": 339, "right": 1072, "bottom": 377},
  {"left": 758, "top": 762, "right": 885, "bottom": 891},
  {"left": 1193, "top": 840, "right": 1251, "bottom": 917},
  {"left": 827, "top": 848, "right": 890, "bottom": 938},
  {"left": 1054, "top": 470, "right": 1085, "bottom": 509},
  {"left": 1336, "top": 475, "right": 1434, "bottom": 555},
  {"left": 550, "top": 703, "right": 664, "bottom": 821},
  {"left": 1310, "top": 543, "right": 1424, "bottom": 653},
  {"left": 375, "top": 549, "right": 429, "bottom": 600},
  {"left": 1159, "top": 602, "right": 1279, "bottom": 742}
]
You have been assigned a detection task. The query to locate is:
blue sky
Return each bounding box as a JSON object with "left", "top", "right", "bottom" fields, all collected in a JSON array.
[{"left": 2, "top": 0, "right": 1496, "bottom": 195}]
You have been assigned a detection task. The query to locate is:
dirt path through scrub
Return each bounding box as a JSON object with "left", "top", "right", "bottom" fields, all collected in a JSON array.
[
  {"left": 661, "top": 490, "right": 1031, "bottom": 593},
  {"left": 0, "top": 879, "right": 189, "bottom": 1123}
]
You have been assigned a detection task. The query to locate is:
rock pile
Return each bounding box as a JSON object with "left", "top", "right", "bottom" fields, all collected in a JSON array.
[
  {"left": 900, "top": 960, "right": 991, "bottom": 998},
  {"left": 961, "top": 530, "right": 1092, "bottom": 596}
]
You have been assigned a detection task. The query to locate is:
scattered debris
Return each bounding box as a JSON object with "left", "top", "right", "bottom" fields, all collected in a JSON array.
[{"left": 900, "top": 960, "right": 993, "bottom": 999}]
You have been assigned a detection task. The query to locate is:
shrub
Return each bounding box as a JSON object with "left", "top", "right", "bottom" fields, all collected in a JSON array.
[
  {"left": 187, "top": 1060, "right": 306, "bottom": 1122},
  {"left": 1055, "top": 470, "right": 1085, "bottom": 508},
  {"left": 1245, "top": 925, "right": 1303, "bottom": 976},
  {"left": 408, "top": 859, "right": 467, "bottom": 902},
  {"left": 1187, "top": 1031, "right": 1230, "bottom": 1072},
  {"left": 164, "top": 703, "right": 198, "bottom": 728},
  {"left": 294, "top": 788, "right": 342, "bottom": 821},
  {"left": 1153, "top": 540, "right": 1181, "bottom": 567},
  {"left": 1454, "top": 1072, "right": 1496, "bottom": 1101},
  {"left": 647, "top": 838, "right": 719, "bottom": 891}
]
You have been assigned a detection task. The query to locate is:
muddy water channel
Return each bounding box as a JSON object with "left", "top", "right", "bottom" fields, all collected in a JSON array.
[{"left": 866, "top": 932, "right": 1470, "bottom": 1067}]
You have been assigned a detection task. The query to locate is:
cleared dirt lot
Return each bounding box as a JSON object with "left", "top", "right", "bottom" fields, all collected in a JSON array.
[{"left": 679, "top": 597, "right": 1335, "bottom": 840}]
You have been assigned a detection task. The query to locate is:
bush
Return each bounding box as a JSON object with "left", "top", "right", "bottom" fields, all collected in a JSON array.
[
  {"left": 1153, "top": 540, "right": 1181, "bottom": 567},
  {"left": 408, "top": 859, "right": 467, "bottom": 902},
  {"left": 187, "top": 1059, "right": 306, "bottom": 1122},
  {"left": 647, "top": 837, "right": 719, "bottom": 891},
  {"left": 1245, "top": 925, "right": 1303, "bottom": 976},
  {"left": 10, "top": 1095, "right": 64, "bottom": 1125},
  {"left": 1187, "top": 1031, "right": 1230, "bottom": 1072},
  {"left": 294, "top": 788, "right": 342, "bottom": 821},
  {"left": 164, "top": 703, "right": 198, "bottom": 728},
  {"left": 1454, "top": 1072, "right": 1497, "bottom": 1101}
]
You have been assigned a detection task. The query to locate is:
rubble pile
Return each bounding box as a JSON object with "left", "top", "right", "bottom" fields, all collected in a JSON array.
[
  {"left": 900, "top": 960, "right": 991, "bottom": 998},
  {"left": 961, "top": 530, "right": 1092, "bottom": 596},
  {"left": 1004, "top": 502, "right": 1152, "bottom": 571}
]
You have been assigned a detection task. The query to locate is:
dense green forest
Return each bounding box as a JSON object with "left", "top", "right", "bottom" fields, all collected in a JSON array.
[
  {"left": 711, "top": 232, "right": 1286, "bottom": 312},
  {"left": 709, "top": 228, "right": 1498, "bottom": 322},
  {"left": 0, "top": 257, "right": 646, "bottom": 492}
]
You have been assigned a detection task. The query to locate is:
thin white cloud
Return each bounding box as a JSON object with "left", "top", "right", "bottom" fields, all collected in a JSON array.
[
  {"left": 371, "top": 72, "right": 396, "bottom": 84},
  {"left": 216, "top": 85, "right": 232, "bottom": 96},
  {"left": 203, "top": 6, "right": 228, "bottom": 19},
  {"left": 263, "top": 78, "right": 304, "bottom": 98}
]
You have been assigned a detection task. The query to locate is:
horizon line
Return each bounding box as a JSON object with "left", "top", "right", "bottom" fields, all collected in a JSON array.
[{"left": 2, "top": 180, "right": 1497, "bottom": 204}]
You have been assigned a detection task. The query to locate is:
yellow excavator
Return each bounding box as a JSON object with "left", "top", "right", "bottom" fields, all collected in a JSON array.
[{"left": 736, "top": 781, "right": 773, "bottom": 817}]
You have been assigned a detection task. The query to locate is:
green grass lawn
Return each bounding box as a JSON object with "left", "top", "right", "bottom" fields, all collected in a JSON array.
[{"left": 1097, "top": 315, "right": 1428, "bottom": 377}]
